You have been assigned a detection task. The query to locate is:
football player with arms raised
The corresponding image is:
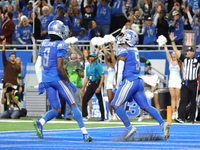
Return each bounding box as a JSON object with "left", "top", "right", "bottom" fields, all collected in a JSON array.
[{"left": 111, "top": 29, "right": 170, "bottom": 140}]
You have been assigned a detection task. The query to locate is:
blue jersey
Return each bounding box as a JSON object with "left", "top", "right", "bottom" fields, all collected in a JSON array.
[
  {"left": 143, "top": 24, "right": 157, "bottom": 44},
  {"left": 22, "top": 7, "right": 33, "bottom": 18},
  {"left": 16, "top": 25, "right": 33, "bottom": 45},
  {"left": 72, "top": 15, "right": 82, "bottom": 32},
  {"left": 88, "top": 28, "right": 97, "bottom": 40},
  {"left": 95, "top": 2, "right": 112, "bottom": 25},
  {"left": 55, "top": 16, "right": 72, "bottom": 28},
  {"left": 76, "top": 34, "right": 88, "bottom": 41},
  {"left": 53, "top": 2, "right": 64, "bottom": 15},
  {"left": 169, "top": 17, "right": 184, "bottom": 41},
  {"left": 116, "top": 46, "right": 140, "bottom": 81},
  {"left": 39, "top": 40, "right": 68, "bottom": 83},
  {"left": 191, "top": 22, "right": 200, "bottom": 44},
  {"left": 112, "top": 0, "right": 123, "bottom": 16},
  {"left": 41, "top": 14, "right": 54, "bottom": 39}
]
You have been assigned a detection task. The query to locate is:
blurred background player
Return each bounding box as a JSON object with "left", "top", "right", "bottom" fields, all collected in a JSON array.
[
  {"left": 110, "top": 29, "right": 170, "bottom": 140},
  {"left": 34, "top": 20, "right": 93, "bottom": 142}
]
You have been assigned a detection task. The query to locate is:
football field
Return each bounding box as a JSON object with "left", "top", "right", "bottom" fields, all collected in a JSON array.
[{"left": 0, "top": 119, "right": 200, "bottom": 150}]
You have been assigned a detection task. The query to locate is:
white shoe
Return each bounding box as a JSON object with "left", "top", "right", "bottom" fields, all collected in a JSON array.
[
  {"left": 88, "top": 112, "right": 92, "bottom": 119},
  {"left": 172, "top": 113, "right": 176, "bottom": 120},
  {"left": 83, "top": 117, "right": 88, "bottom": 122},
  {"left": 163, "top": 122, "right": 170, "bottom": 140},
  {"left": 124, "top": 127, "right": 137, "bottom": 140},
  {"left": 138, "top": 116, "right": 143, "bottom": 122},
  {"left": 109, "top": 115, "right": 113, "bottom": 121},
  {"left": 112, "top": 114, "right": 119, "bottom": 120}
]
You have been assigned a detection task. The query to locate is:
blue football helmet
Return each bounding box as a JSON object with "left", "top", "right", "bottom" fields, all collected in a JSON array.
[
  {"left": 116, "top": 29, "right": 139, "bottom": 47},
  {"left": 48, "top": 20, "right": 69, "bottom": 40}
]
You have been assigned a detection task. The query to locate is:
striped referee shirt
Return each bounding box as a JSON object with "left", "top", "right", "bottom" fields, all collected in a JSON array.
[{"left": 180, "top": 54, "right": 200, "bottom": 80}]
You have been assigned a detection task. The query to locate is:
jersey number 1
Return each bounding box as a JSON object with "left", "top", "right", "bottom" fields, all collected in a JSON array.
[{"left": 43, "top": 47, "right": 50, "bottom": 67}]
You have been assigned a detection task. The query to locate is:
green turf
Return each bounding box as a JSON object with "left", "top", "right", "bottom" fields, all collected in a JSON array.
[{"left": 0, "top": 117, "right": 199, "bottom": 132}]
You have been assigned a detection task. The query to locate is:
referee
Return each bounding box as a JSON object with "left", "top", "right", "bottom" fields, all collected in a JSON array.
[
  {"left": 170, "top": 33, "right": 200, "bottom": 124},
  {"left": 81, "top": 52, "right": 106, "bottom": 121}
]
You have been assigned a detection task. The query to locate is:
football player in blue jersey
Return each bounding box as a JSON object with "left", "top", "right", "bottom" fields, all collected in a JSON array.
[
  {"left": 110, "top": 29, "right": 170, "bottom": 141},
  {"left": 34, "top": 20, "right": 94, "bottom": 142}
]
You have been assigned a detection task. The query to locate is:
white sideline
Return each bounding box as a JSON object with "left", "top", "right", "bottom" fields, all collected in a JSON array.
[{"left": 0, "top": 120, "right": 159, "bottom": 125}]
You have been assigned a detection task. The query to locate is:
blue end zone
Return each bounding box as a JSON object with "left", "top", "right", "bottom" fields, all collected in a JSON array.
[{"left": 0, "top": 124, "right": 200, "bottom": 149}]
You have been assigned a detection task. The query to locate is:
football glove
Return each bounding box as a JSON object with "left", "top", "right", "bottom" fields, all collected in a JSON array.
[{"left": 38, "top": 83, "right": 45, "bottom": 95}]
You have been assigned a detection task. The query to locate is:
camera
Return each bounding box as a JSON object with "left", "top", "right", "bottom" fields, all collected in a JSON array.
[{"left": 6, "top": 87, "right": 14, "bottom": 93}]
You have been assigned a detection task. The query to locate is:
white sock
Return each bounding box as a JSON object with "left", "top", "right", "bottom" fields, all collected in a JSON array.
[
  {"left": 39, "top": 119, "right": 46, "bottom": 126},
  {"left": 81, "top": 127, "right": 88, "bottom": 134}
]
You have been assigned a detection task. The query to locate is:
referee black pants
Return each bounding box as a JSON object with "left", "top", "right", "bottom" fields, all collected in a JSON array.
[
  {"left": 178, "top": 80, "right": 198, "bottom": 122},
  {"left": 82, "top": 82, "right": 105, "bottom": 120}
]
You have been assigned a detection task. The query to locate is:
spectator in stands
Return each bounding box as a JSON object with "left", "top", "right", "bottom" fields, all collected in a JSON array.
[
  {"left": 29, "top": 12, "right": 42, "bottom": 40},
  {"left": 20, "top": 0, "right": 33, "bottom": 18},
  {"left": 41, "top": 6, "right": 54, "bottom": 39},
  {"left": 187, "top": 9, "right": 200, "bottom": 45},
  {"left": 0, "top": 12, "right": 15, "bottom": 45},
  {"left": 55, "top": 5, "right": 72, "bottom": 37},
  {"left": 67, "top": 0, "right": 80, "bottom": 14},
  {"left": 64, "top": 53, "right": 84, "bottom": 120},
  {"left": 134, "top": 9, "right": 144, "bottom": 49},
  {"left": 143, "top": 15, "right": 159, "bottom": 50},
  {"left": 1, "top": 0, "right": 18, "bottom": 19},
  {"left": 168, "top": 1, "right": 183, "bottom": 22},
  {"left": 140, "top": 0, "right": 152, "bottom": 20},
  {"left": 15, "top": 57, "right": 26, "bottom": 101},
  {"left": 53, "top": 0, "right": 63, "bottom": 15},
  {"left": 168, "top": 10, "right": 186, "bottom": 47},
  {"left": 110, "top": 0, "right": 130, "bottom": 36},
  {"left": 33, "top": 0, "right": 54, "bottom": 19},
  {"left": 1, "top": 0, "right": 18, "bottom": 44},
  {"left": 150, "top": 0, "right": 167, "bottom": 17},
  {"left": 16, "top": 15, "right": 33, "bottom": 49},
  {"left": 76, "top": 28, "right": 88, "bottom": 41},
  {"left": 121, "top": 15, "right": 140, "bottom": 33},
  {"left": 164, "top": 43, "right": 182, "bottom": 120},
  {"left": 102, "top": 43, "right": 117, "bottom": 120},
  {"left": 0, "top": 82, "right": 22, "bottom": 119},
  {"left": 87, "top": 20, "right": 99, "bottom": 40},
  {"left": 0, "top": 7, "right": 4, "bottom": 36},
  {"left": 155, "top": 10, "right": 170, "bottom": 43},
  {"left": 81, "top": 0, "right": 97, "bottom": 31},
  {"left": 81, "top": 52, "right": 106, "bottom": 121},
  {"left": 70, "top": 8, "right": 82, "bottom": 37},
  {"left": 181, "top": 3, "right": 193, "bottom": 30},
  {"left": 94, "top": 0, "right": 115, "bottom": 37}
]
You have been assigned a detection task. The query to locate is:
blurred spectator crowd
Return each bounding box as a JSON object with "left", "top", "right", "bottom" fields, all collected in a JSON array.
[{"left": 0, "top": 0, "right": 199, "bottom": 49}]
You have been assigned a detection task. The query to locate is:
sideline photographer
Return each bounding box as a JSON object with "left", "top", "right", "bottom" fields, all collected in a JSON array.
[{"left": 0, "top": 83, "right": 22, "bottom": 119}]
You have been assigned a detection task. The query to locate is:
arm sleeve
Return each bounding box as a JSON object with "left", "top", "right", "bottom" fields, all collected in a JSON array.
[
  {"left": 116, "top": 60, "right": 125, "bottom": 88},
  {"left": 35, "top": 55, "right": 42, "bottom": 83}
]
